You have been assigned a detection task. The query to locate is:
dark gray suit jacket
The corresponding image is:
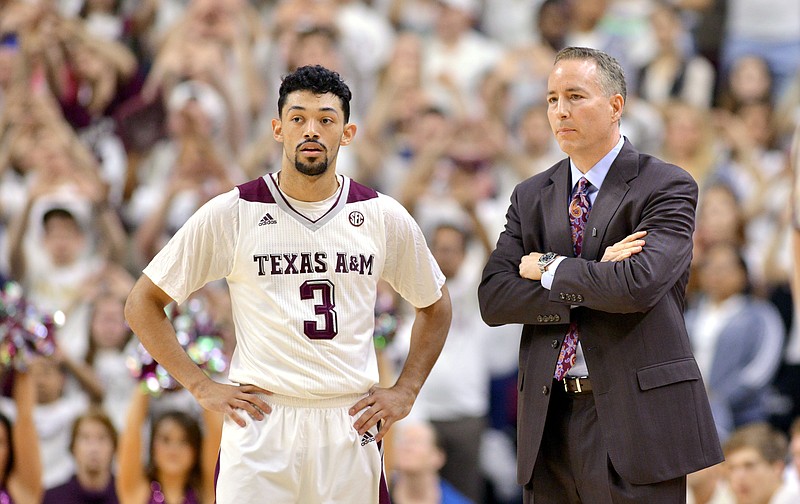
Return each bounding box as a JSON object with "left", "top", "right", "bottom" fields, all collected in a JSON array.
[{"left": 478, "top": 140, "right": 724, "bottom": 486}]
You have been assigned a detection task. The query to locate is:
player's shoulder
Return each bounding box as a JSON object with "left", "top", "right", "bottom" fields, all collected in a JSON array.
[
  {"left": 236, "top": 175, "right": 276, "bottom": 204},
  {"left": 345, "top": 177, "right": 418, "bottom": 230},
  {"left": 345, "top": 177, "right": 380, "bottom": 204}
]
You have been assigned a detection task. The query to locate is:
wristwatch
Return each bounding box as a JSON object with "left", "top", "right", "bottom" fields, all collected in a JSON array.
[{"left": 538, "top": 252, "right": 559, "bottom": 273}]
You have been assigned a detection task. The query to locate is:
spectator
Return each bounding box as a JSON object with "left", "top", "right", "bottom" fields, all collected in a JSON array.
[
  {"left": 562, "top": 0, "right": 632, "bottom": 82},
  {"left": 334, "top": 0, "right": 396, "bottom": 111},
  {"left": 43, "top": 409, "right": 120, "bottom": 504},
  {"left": 658, "top": 100, "right": 719, "bottom": 189},
  {"left": 713, "top": 100, "right": 792, "bottom": 295},
  {"left": 685, "top": 243, "right": 785, "bottom": 440},
  {"left": 78, "top": 0, "right": 128, "bottom": 42},
  {"left": 693, "top": 183, "right": 746, "bottom": 259},
  {"left": 390, "top": 420, "right": 473, "bottom": 504},
  {"left": 384, "top": 0, "right": 439, "bottom": 35},
  {"left": 687, "top": 464, "right": 735, "bottom": 504},
  {"left": 718, "top": 55, "right": 774, "bottom": 112},
  {"left": 419, "top": 0, "right": 503, "bottom": 119},
  {"left": 483, "top": 0, "right": 568, "bottom": 125},
  {"left": 54, "top": 19, "right": 140, "bottom": 132},
  {"left": 83, "top": 294, "right": 137, "bottom": 431},
  {"left": 355, "top": 30, "right": 429, "bottom": 192},
  {"left": 636, "top": 1, "right": 715, "bottom": 110},
  {"left": 126, "top": 80, "right": 244, "bottom": 266},
  {"left": 116, "top": 388, "right": 222, "bottom": 504},
  {"left": 392, "top": 223, "right": 491, "bottom": 502},
  {"left": 479, "top": 0, "right": 541, "bottom": 48},
  {"left": 397, "top": 116, "right": 504, "bottom": 241},
  {"left": 0, "top": 370, "right": 43, "bottom": 504},
  {"left": 720, "top": 0, "right": 800, "bottom": 98},
  {"left": 7, "top": 186, "right": 129, "bottom": 360},
  {"left": 28, "top": 355, "right": 90, "bottom": 489},
  {"left": 723, "top": 423, "right": 800, "bottom": 504},
  {"left": 498, "top": 102, "right": 563, "bottom": 185}
]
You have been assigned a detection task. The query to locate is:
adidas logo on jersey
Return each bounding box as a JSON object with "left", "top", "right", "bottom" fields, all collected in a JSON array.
[
  {"left": 360, "top": 432, "right": 376, "bottom": 446},
  {"left": 258, "top": 213, "right": 277, "bottom": 226}
]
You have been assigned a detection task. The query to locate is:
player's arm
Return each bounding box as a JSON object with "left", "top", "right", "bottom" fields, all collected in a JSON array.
[
  {"left": 124, "top": 275, "right": 272, "bottom": 426},
  {"left": 350, "top": 284, "right": 452, "bottom": 442}
]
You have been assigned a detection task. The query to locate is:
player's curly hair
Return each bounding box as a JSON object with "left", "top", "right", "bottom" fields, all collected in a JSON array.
[{"left": 278, "top": 65, "right": 352, "bottom": 122}]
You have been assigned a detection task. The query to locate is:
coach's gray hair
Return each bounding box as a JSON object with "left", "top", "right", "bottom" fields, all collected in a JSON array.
[{"left": 554, "top": 47, "right": 627, "bottom": 101}]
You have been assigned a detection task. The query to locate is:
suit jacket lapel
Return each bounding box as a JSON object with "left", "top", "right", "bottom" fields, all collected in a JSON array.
[
  {"left": 543, "top": 160, "right": 575, "bottom": 257},
  {"left": 582, "top": 140, "right": 639, "bottom": 260}
]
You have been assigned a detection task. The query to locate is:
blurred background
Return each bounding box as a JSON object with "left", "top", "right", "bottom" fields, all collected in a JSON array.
[{"left": 1, "top": 0, "right": 800, "bottom": 503}]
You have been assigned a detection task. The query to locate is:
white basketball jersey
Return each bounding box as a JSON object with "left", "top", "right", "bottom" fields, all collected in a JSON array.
[{"left": 144, "top": 173, "right": 445, "bottom": 398}]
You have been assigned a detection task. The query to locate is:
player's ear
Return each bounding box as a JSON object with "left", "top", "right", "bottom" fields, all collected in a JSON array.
[
  {"left": 340, "top": 123, "right": 357, "bottom": 146},
  {"left": 272, "top": 118, "right": 283, "bottom": 142}
]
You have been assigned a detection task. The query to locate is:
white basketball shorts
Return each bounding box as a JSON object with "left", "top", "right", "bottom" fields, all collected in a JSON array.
[{"left": 215, "top": 393, "right": 390, "bottom": 504}]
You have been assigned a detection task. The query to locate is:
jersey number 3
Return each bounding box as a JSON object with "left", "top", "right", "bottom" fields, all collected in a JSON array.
[{"left": 299, "top": 279, "right": 338, "bottom": 340}]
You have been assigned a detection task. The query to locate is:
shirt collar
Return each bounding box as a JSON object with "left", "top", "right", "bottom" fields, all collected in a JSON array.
[{"left": 569, "top": 135, "right": 625, "bottom": 192}]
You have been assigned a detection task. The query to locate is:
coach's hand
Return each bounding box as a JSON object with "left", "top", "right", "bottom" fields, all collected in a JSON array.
[
  {"left": 601, "top": 230, "right": 647, "bottom": 262},
  {"left": 193, "top": 380, "right": 273, "bottom": 427},
  {"left": 350, "top": 384, "right": 415, "bottom": 442}
]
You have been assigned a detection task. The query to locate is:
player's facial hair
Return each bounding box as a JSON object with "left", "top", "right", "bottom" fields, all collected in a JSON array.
[
  {"left": 294, "top": 143, "right": 330, "bottom": 176},
  {"left": 295, "top": 156, "right": 328, "bottom": 176}
]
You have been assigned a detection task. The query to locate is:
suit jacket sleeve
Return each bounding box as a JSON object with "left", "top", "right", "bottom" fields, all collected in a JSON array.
[
  {"left": 478, "top": 181, "right": 572, "bottom": 326},
  {"left": 550, "top": 164, "right": 698, "bottom": 314}
]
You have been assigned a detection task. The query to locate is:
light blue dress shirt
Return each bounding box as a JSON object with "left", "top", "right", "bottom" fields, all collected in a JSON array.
[{"left": 541, "top": 136, "right": 625, "bottom": 377}]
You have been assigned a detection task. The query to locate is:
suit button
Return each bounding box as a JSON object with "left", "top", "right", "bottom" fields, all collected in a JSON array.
[
  {"left": 554, "top": 314, "right": 561, "bottom": 322},
  {"left": 577, "top": 295, "right": 584, "bottom": 302},
  {"left": 537, "top": 315, "right": 544, "bottom": 322},
  {"left": 542, "top": 386, "right": 549, "bottom": 395},
  {"left": 560, "top": 293, "right": 566, "bottom": 300},
  {"left": 546, "top": 315, "right": 553, "bottom": 322},
  {"left": 551, "top": 339, "right": 559, "bottom": 348}
]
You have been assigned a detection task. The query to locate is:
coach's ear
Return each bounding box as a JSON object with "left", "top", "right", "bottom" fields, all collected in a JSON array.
[
  {"left": 340, "top": 123, "right": 357, "bottom": 146},
  {"left": 272, "top": 118, "right": 283, "bottom": 142}
]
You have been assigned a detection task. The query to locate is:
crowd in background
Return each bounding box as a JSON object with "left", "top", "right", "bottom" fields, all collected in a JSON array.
[{"left": 1, "top": 0, "right": 800, "bottom": 503}]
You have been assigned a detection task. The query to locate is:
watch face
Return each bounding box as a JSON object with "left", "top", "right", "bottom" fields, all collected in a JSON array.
[{"left": 539, "top": 252, "right": 557, "bottom": 272}]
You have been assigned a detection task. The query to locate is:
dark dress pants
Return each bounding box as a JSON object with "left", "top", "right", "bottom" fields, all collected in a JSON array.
[{"left": 523, "top": 381, "right": 687, "bottom": 504}]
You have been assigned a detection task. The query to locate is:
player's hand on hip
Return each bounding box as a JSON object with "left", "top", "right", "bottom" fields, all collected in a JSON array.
[
  {"left": 349, "top": 385, "right": 415, "bottom": 443},
  {"left": 601, "top": 230, "right": 647, "bottom": 262},
  {"left": 194, "top": 380, "right": 273, "bottom": 427}
]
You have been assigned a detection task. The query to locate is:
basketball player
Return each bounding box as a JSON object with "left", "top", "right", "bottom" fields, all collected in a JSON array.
[{"left": 124, "top": 65, "right": 452, "bottom": 503}]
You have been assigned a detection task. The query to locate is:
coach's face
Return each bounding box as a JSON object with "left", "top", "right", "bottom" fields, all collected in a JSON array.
[
  {"left": 546, "top": 59, "right": 623, "bottom": 170},
  {"left": 272, "top": 90, "right": 356, "bottom": 177}
]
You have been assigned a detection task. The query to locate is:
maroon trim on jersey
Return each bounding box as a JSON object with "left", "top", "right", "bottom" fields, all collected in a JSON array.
[
  {"left": 378, "top": 437, "right": 392, "bottom": 504},
  {"left": 275, "top": 178, "right": 345, "bottom": 224},
  {"left": 347, "top": 180, "right": 378, "bottom": 203},
  {"left": 238, "top": 177, "right": 276, "bottom": 203},
  {"left": 213, "top": 452, "right": 220, "bottom": 496}
]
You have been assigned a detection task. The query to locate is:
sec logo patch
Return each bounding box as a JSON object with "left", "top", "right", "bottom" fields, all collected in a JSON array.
[{"left": 349, "top": 211, "right": 364, "bottom": 227}]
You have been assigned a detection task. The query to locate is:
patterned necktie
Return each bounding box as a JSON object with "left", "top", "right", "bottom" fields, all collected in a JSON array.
[{"left": 554, "top": 177, "right": 592, "bottom": 380}]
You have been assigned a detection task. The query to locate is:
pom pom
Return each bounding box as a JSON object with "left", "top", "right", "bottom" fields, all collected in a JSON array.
[
  {"left": 0, "top": 281, "right": 59, "bottom": 371},
  {"left": 127, "top": 298, "right": 228, "bottom": 396}
]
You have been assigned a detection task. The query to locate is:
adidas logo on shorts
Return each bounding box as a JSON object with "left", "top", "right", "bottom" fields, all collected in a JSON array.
[
  {"left": 360, "top": 432, "right": 376, "bottom": 446},
  {"left": 258, "top": 213, "right": 277, "bottom": 226}
]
